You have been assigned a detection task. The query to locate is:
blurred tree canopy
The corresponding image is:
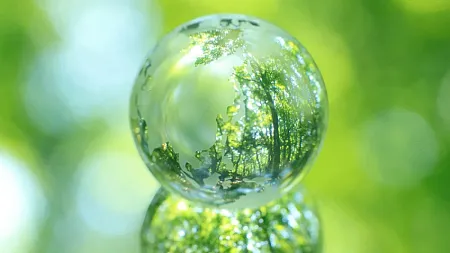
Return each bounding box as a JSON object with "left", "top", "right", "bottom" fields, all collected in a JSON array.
[{"left": 1, "top": 0, "right": 450, "bottom": 252}]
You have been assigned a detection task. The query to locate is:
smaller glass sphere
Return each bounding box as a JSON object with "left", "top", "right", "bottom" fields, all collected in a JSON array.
[
  {"left": 130, "top": 14, "right": 328, "bottom": 208},
  {"left": 141, "top": 187, "right": 321, "bottom": 253}
]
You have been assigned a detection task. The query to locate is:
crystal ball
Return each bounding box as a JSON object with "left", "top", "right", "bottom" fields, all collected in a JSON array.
[
  {"left": 141, "top": 187, "right": 321, "bottom": 253},
  {"left": 130, "top": 14, "right": 328, "bottom": 208}
]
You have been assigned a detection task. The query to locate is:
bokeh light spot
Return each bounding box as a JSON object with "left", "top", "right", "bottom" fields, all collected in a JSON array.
[
  {"left": 74, "top": 152, "right": 157, "bottom": 235},
  {"left": 25, "top": 0, "right": 160, "bottom": 133},
  {"left": 0, "top": 151, "right": 46, "bottom": 252},
  {"left": 360, "top": 109, "right": 438, "bottom": 187}
]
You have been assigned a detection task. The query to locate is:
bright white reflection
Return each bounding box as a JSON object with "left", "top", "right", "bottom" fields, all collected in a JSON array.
[
  {"left": 74, "top": 152, "right": 157, "bottom": 235},
  {"left": 176, "top": 45, "right": 204, "bottom": 68},
  {"left": 437, "top": 71, "right": 450, "bottom": 128},
  {"left": 0, "top": 151, "right": 46, "bottom": 252},
  {"left": 361, "top": 109, "right": 438, "bottom": 187},
  {"left": 26, "top": 0, "right": 161, "bottom": 133}
]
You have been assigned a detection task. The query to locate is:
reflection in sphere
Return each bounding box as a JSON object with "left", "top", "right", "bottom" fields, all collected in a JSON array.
[
  {"left": 141, "top": 187, "right": 321, "bottom": 253},
  {"left": 130, "top": 14, "right": 328, "bottom": 208}
]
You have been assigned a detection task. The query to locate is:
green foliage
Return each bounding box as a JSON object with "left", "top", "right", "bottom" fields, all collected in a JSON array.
[
  {"left": 141, "top": 188, "right": 321, "bottom": 253},
  {"left": 136, "top": 34, "right": 323, "bottom": 206},
  {"left": 2, "top": 0, "right": 450, "bottom": 252},
  {"left": 189, "top": 29, "right": 245, "bottom": 66}
]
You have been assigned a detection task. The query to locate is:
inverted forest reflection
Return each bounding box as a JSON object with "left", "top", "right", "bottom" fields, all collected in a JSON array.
[{"left": 132, "top": 16, "right": 327, "bottom": 208}]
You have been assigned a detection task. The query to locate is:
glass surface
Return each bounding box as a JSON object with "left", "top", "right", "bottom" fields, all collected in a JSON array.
[{"left": 130, "top": 14, "right": 328, "bottom": 208}]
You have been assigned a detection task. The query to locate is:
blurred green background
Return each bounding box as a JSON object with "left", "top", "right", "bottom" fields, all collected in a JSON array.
[{"left": 1, "top": 0, "right": 450, "bottom": 252}]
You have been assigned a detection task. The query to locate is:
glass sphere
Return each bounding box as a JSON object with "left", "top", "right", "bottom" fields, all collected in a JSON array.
[
  {"left": 141, "top": 187, "right": 321, "bottom": 253},
  {"left": 130, "top": 14, "right": 328, "bottom": 208}
]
